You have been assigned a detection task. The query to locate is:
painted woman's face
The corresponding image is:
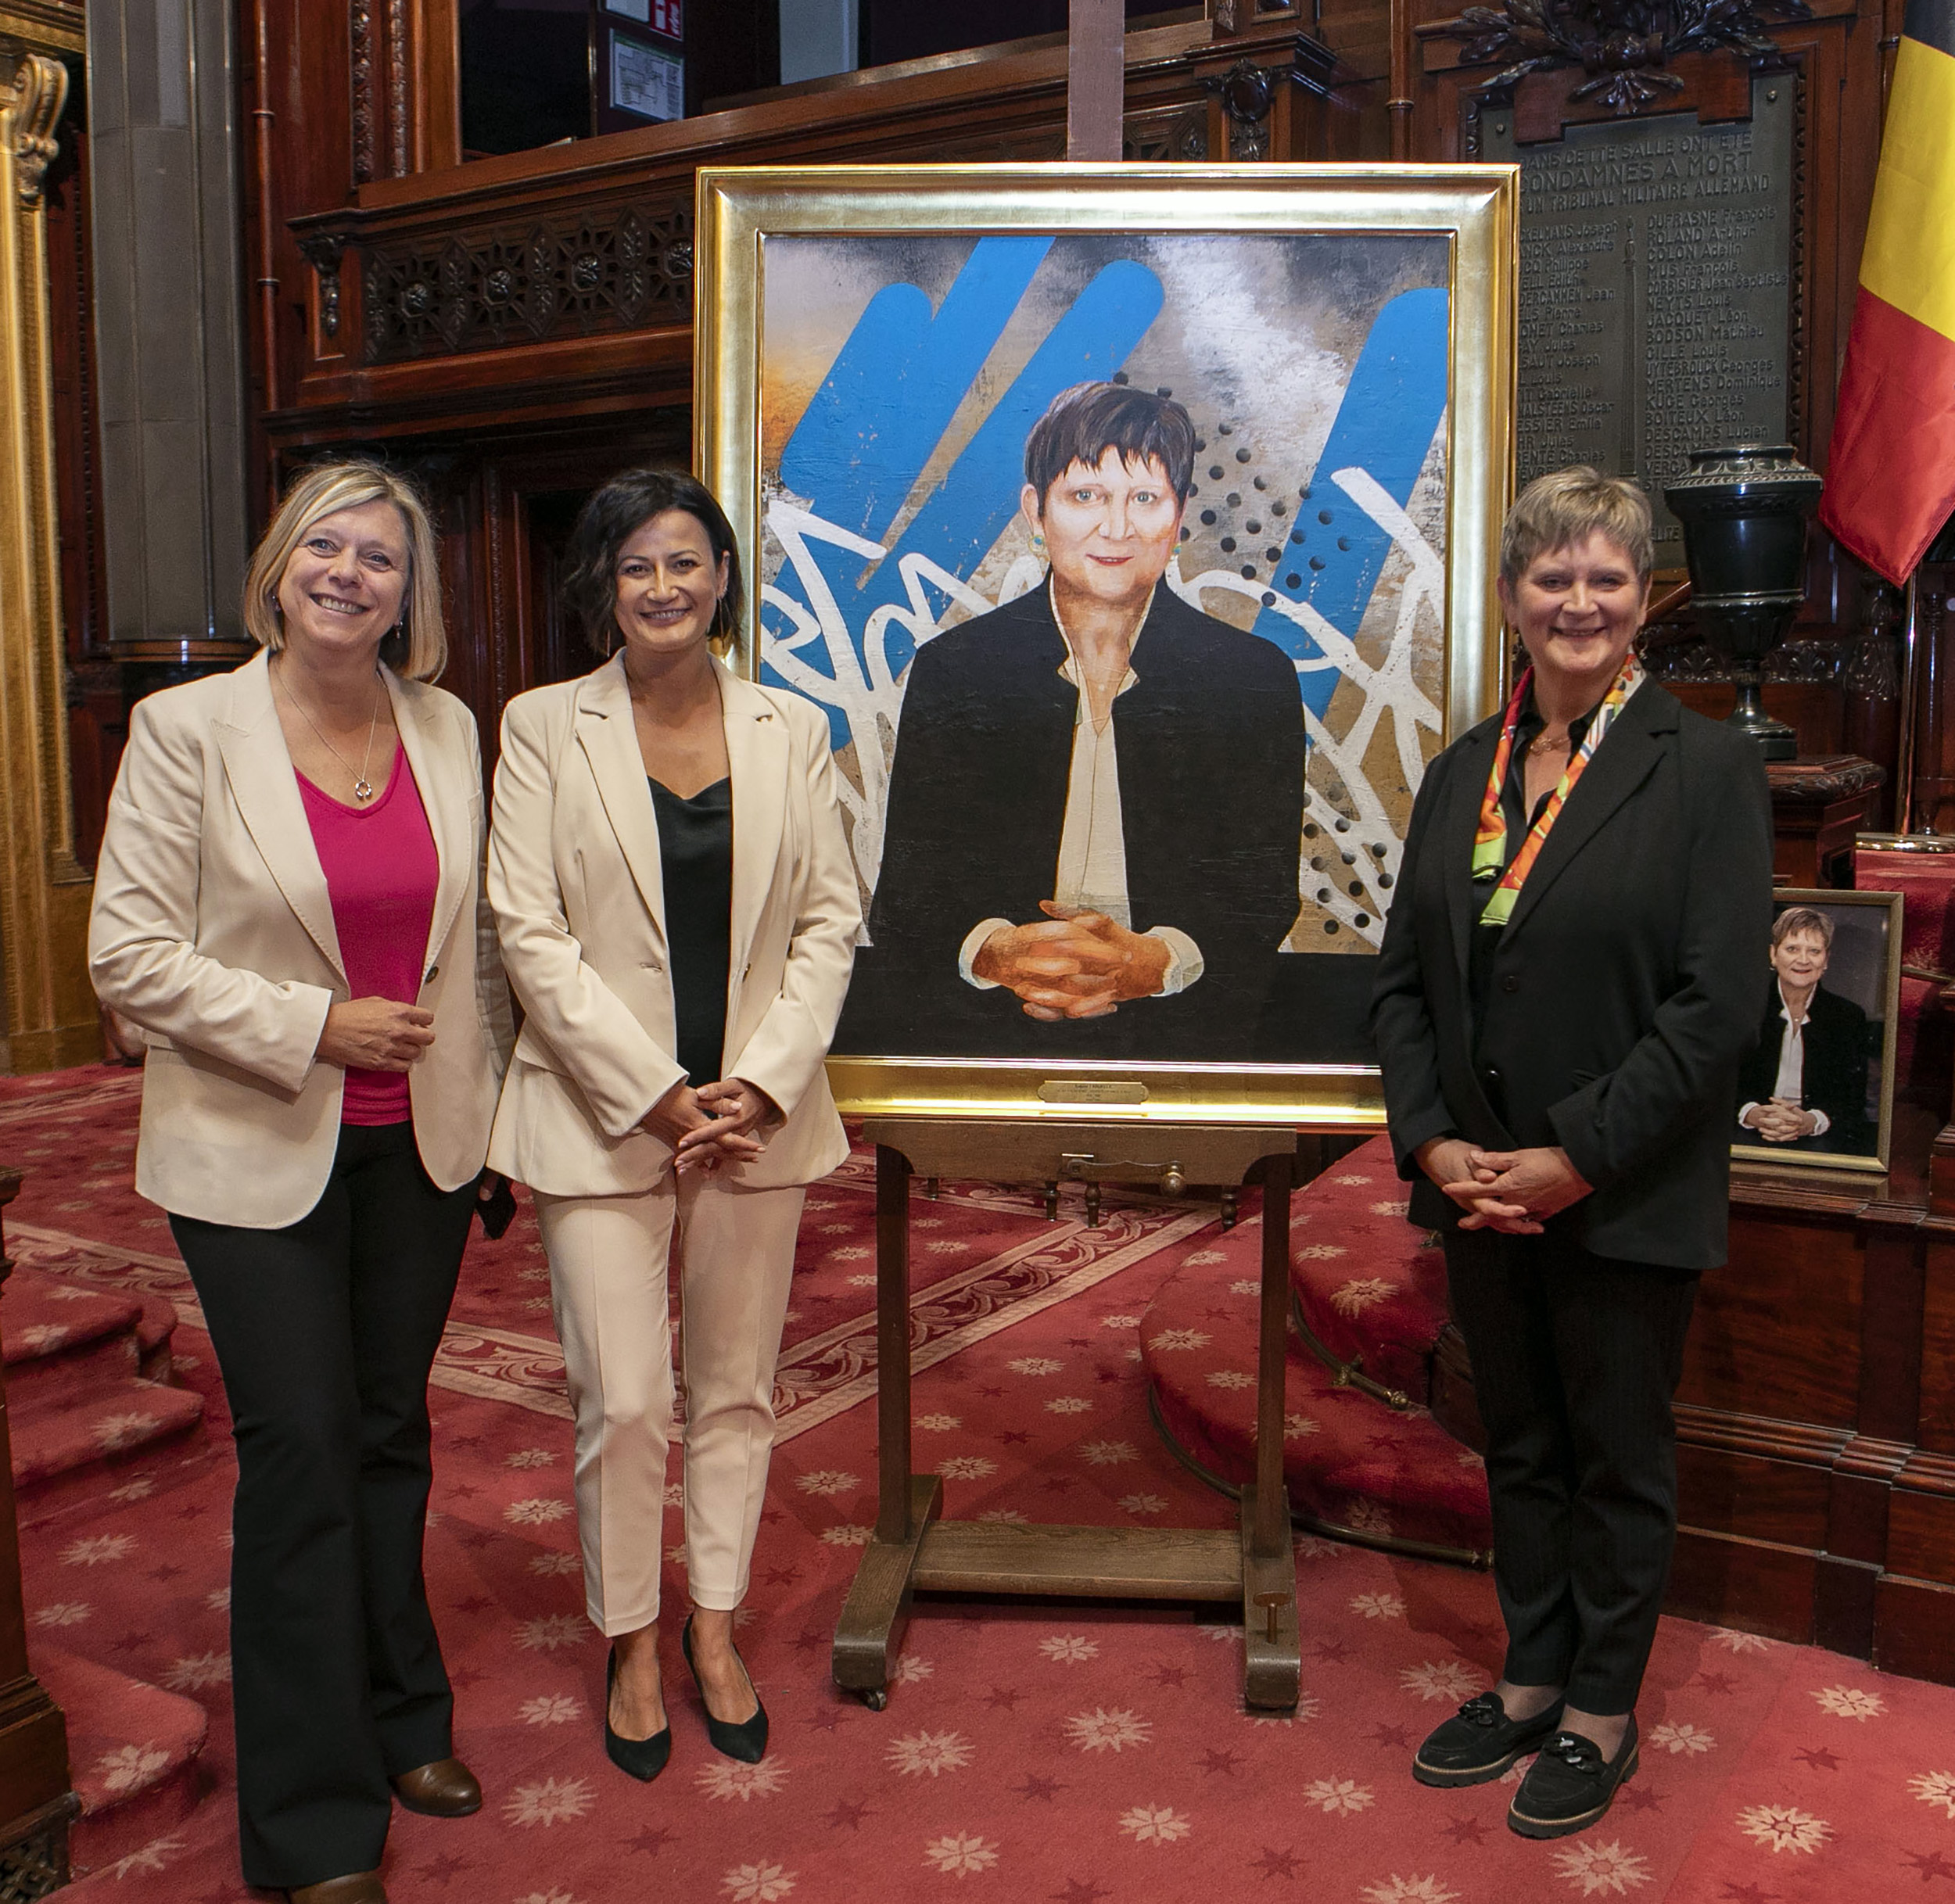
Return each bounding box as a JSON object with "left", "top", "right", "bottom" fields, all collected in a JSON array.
[{"left": 1024, "top": 450, "right": 1185, "bottom": 616}]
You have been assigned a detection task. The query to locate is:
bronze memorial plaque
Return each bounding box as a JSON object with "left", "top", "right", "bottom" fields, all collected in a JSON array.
[{"left": 1484, "top": 78, "right": 1794, "bottom": 563}]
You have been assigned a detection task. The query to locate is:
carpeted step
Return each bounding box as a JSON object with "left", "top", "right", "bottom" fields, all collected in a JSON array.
[
  {"left": 9, "top": 1379, "right": 205, "bottom": 1502},
  {"left": 1141, "top": 1235, "right": 1493, "bottom": 1559},
  {"left": 128, "top": 1293, "right": 178, "bottom": 1386},
  {"left": 34, "top": 1645, "right": 209, "bottom": 1876},
  {"left": 0, "top": 1273, "right": 147, "bottom": 1411},
  {"left": 1282, "top": 1133, "right": 1451, "bottom": 1407}
]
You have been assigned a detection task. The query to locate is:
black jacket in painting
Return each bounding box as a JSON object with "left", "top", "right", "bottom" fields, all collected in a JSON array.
[
  {"left": 1368, "top": 679, "right": 1773, "bottom": 1271},
  {"left": 839, "top": 579, "right": 1307, "bottom": 1060},
  {"left": 1734, "top": 980, "right": 1873, "bottom": 1154}
]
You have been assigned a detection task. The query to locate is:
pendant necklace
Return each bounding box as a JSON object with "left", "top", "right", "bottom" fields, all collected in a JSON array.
[{"left": 277, "top": 658, "right": 384, "bottom": 801}]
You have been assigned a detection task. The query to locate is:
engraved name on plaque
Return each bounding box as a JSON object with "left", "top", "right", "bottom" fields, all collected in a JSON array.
[{"left": 1484, "top": 78, "right": 1795, "bottom": 562}]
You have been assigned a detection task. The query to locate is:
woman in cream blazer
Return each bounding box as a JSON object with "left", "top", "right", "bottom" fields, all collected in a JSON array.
[
  {"left": 88, "top": 462, "right": 510, "bottom": 1904},
  {"left": 488, "top": 468, "right": 858, "bottom": 1783}
]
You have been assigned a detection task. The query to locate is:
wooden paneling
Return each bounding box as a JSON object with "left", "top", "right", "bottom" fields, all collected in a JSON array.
[
  {"left": 1682, "top": 1210, "right": 1867, "bottom": 1429},
  {"left": 242, "top": 7, "right": 1389, "bottom": 763}
]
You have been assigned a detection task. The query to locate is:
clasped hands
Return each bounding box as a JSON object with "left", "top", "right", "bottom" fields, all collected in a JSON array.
[
  {"left": 317, "top": 996, "right": 436, "bottom": 1072},
  {"left": 1414, "top": 1136, "right": 1594, "bottom": 1235},
  {"left": 642, "top": 1076, "right": 777, "bottom": 1173},
  {"left": 973, "top": 901, "right": 1171, "bottom": 1020},
  {"left": 1740, "top": 1096, "right": 1820, "bottom": 1143}
]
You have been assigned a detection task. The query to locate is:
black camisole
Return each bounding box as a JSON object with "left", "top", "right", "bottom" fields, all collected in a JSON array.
[{"left": 648, "top": 776, "right": 733, "bottom": 1088}]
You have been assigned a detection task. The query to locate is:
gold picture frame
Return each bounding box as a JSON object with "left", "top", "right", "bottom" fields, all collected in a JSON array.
[
  {"left": 1731, "top": 887, "right": 1905, "bottom": 1177},
  {"left": 694, "top": 163, "right": 1519, "bottom": 1126}
]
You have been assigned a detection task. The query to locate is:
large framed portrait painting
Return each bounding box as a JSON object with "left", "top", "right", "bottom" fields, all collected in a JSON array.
[{"left": 695, "top": 164, "right": 1519, "bottom": 1124}]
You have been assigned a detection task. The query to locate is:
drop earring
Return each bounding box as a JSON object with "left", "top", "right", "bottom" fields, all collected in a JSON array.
[{"left": 1031, "top": 531, "right": 1047, "bottom": 558}]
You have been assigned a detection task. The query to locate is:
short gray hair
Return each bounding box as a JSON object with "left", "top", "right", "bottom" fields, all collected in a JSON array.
[
  {"left": 1772, "top": 905, "right": 1835, "bottom": 950},
  {"left": 1500, "top": 466, "right": 1655, "bottom": 586}
]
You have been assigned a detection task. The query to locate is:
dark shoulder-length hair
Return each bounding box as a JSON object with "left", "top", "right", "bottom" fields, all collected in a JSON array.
[
  {"left": 561, "top": 468, "right": 746, "bottom": 657},
  {"left": 1023, "top": 382, "right": 1198, "bottom": 508}
]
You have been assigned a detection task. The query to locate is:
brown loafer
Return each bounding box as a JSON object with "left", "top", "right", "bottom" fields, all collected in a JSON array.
[
  {"left": 389, "top": 1755, "right": 482, "bottom": 1816},
  {"left": 289, "top": 1875, "right": 386, "bottom": 1904}
]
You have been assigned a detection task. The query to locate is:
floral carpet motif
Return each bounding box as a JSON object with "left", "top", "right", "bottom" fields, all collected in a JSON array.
[{"left": 2, "top": 1068, "right": 1953, "bottom": 1901}]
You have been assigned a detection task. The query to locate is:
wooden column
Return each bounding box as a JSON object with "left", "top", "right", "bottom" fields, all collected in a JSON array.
[
  {"left": 1067, "top": 0, "right": 1125, "bottom": 160},
  {"left": 0, "top": 32, "right": 96, "bottom": 1074}
]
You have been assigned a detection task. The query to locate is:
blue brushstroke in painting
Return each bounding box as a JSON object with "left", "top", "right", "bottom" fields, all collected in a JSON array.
[
  {"left": 764, "top": 244, "right": 1449, "bottom": 742},
  {"left": 1256, "top": 285, "right": 1451, "bottom": 720}
]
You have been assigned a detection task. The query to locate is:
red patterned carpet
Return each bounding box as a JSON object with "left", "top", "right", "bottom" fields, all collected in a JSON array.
[{"left": 4, "top": 1067, "right": 1955, "bottom": 1902}]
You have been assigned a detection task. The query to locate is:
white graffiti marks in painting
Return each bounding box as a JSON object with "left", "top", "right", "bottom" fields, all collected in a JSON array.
[
  {"left": 762, "top": 464, "right": 1441, "bottom": 952},
  {"left": 760, "top": 497, "right": 1008, "bottom": 902},
  {"left": 1173, "top": 465, "right": 1444, "bottom": 950}
]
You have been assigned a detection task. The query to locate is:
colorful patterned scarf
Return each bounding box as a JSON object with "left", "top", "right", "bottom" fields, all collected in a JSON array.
[{"left": 1471, "top": 654, "right": 1645, "bottom": 927}]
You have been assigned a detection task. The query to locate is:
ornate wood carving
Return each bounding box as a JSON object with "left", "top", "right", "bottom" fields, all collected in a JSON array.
[
  {"left": 1419, "top": 0, "right": 1812, "bottom": 113},
  {"left": 350, "top": 0, "right": 378, "bottom": 185},
  {"left": 1122, "top": 104, "right": 1210, "bottom": 160},
  {"left": 297, "top": 231, "right": 345, "bottom": 340},
  {"left": 361, "top": 198, "right": 694, "bottom": 363},
  {"left": 386, "top": 0, "right": 409, "bottom": 177},
  {"left": 2, "top": 51, "right": 61, "bottom": 207},
  {"left": 1214, "top": 56, "right": 1276, "bottom": 156}
]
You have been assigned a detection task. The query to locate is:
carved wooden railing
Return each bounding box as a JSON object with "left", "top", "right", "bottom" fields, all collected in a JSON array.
[{"left": 261, "top": 5, "right": 1388, "bottom": 445}]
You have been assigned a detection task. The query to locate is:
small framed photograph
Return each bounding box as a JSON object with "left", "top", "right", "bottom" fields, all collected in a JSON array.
[{"left": 1731, "top": 887, "right": 1903, "bottom": 1175}]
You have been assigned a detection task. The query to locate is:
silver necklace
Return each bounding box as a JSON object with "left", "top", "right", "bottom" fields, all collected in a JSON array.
[{"left": 276, "top": 658, "right": 384, "bottom": 801}]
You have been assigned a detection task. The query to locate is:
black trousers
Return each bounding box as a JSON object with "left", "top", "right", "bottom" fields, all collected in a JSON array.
[
  {"left": 1444, "top": 1225, "right": 1699, "bottom": 1715},
  {"left": 171, "top": 1121, "right": 475, "bottom": 1889}
]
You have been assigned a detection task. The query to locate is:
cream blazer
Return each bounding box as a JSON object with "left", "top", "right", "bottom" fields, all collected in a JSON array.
[
  {"left": 88, "top": 650, "right": 513, "bottom": 1229},
  {"left": 486, "top": 653, "right": 859, "bottom": 1198}
]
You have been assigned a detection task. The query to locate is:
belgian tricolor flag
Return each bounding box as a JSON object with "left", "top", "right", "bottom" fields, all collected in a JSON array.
[{"left": 1819, "top": 0, "right": 1955, "bottom": 585}]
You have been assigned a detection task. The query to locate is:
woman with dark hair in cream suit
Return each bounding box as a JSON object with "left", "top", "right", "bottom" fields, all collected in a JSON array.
[
  {"left": 88, "top": 461, "right": 511, "bottom": 1904},
  {"left": 487, "top": 468, "right": 858, "bottom": 1782}
]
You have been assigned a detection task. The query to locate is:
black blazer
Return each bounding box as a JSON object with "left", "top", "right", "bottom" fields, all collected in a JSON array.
[
  {"left": 840, "top": 579, "right": 1306, "bottom": 1060},
  {"left": 1369, "top": 680, "right": 1773, "bottom": 1270},
  {"left": 1735, "top": 981, "right": 1872, "bottom": 1153}
]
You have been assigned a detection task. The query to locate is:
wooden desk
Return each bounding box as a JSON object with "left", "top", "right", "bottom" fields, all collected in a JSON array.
[
  {"left": 831, "top": 1119, "right": 1303, "bottom": 1711},
  {"left": 1767, "top": 756, "right": 1886, "bottom": 887}
]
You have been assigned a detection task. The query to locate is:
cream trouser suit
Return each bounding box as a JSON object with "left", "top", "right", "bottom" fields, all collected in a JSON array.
[
  {"left": 486, "top": 655, "right": 859, "bottom": 1636},
  {"left": 537, "top": 1174, "right": 805, "bottom": 1628}
]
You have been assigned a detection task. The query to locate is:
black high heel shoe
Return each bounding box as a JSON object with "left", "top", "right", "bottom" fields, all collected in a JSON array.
[
  {"left": 604, "top": 1644, "right": 672, "bottom": 1782},
  {"left": 681, "top": 1615, "right": 768, "bottom": 1763}
]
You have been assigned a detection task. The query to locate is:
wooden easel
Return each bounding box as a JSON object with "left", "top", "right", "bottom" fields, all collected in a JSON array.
[{"left": 830, "top": 1119, "right": 1303, "bottom": 1711}]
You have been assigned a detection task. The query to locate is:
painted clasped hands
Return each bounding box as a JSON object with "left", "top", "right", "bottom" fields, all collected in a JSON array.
[
  {"left": 973, "top": 900, "right": 1172, "bottom": 1020},
  {"left": 1415, "top": 1135, "right": 1594, "bottom": 1234},
  {"left": 641, "top": 1076, "right": 777, "bottom": 1172}
]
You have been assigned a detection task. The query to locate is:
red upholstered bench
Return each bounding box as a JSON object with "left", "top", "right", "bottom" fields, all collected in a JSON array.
[{"left": 1140, "top": 1135, "right": 1493, "bottom": 1562}]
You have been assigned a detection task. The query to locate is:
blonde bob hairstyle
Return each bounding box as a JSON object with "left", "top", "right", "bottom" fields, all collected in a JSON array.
[
  {"left": 1500, "top": 464, "right": 1655, "bottom": 588},
  {"left": 242, "top": 461, "right": 448, "bottom": 681}
]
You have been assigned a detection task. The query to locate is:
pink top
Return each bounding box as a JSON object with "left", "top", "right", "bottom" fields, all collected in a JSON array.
[{"left": 296, "top": 751, "right": 440, "bottom": 1126}]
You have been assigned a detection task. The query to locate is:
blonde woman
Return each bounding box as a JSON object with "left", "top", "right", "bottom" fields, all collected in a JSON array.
[
  {"left": 89, "top": 461, "right": 511, "bottom": 1904},
  {"left": 487, "top": 468, "right": 858, "bottom": 1780}
]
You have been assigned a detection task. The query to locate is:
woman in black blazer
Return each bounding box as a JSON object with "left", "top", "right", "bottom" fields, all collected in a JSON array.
[{"left": 1371, "top": 468, "right": 1772, "bottom": 1838}]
